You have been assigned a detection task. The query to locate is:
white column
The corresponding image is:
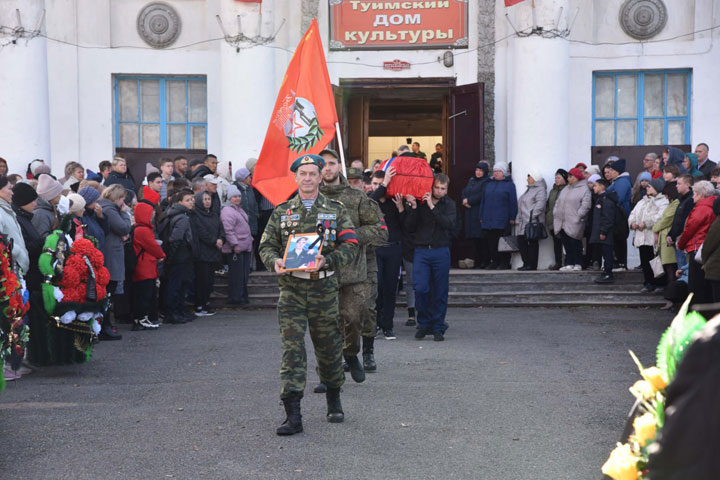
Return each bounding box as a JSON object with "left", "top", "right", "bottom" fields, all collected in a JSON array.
[
  {"left": 0, "top": 0, "right": 51, "bottom": 174},
  {"left": 218, "top": 0, "right": 278, "bottom": 167},
  {"left": 508, "top": 0, "right": 570, "bottom": 268}
]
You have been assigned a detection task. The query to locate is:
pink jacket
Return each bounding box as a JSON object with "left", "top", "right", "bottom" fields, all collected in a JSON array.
[{"left": 221, "top": 203, "right": 253, "bottom": 254}]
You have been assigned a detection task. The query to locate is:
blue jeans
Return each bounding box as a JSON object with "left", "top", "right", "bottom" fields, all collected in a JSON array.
[
  {"left": 376, "top": 242, "right": 403, "bottom": 330},
  {"left": 413, "top": 247, "right": 450, "bottom": 333}
]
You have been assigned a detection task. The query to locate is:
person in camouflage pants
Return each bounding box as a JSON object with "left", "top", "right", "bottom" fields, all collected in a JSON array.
[
  {"left": 318, "top": 150, "right": 387, "bottom": 387},
  {"left": 259, "top": 154, "right": 359, "bottom": 436}
]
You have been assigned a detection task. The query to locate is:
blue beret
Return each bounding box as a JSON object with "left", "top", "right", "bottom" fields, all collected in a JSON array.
[{"left": 290, "top": 154, "right": 325, "bottom": 173}]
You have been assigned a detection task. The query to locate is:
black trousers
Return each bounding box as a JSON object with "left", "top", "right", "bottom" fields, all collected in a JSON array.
[
  {"left": 133, "top": 279, "right": 156, "bottom": 320},
  {"left": 614, "top": 235, "right": 628, "bottom": 267},
  {"left": 638, "top": 245, "right": 657, "bottom": 286},
  {"left": 517, "top": 235, "right": 539, "bottom": 269},
  {"left": 376, "top": 242, "right": 403, "bottom": 330},
  {"left": 710, "top": 280, "right": 720, "bottom": 303},
  {"left": 560, "top": 231, "right": 583, "bottom": 266},
  {"left": 472, "top": 236, "right": 490, "bottom": 268},
  {"left": 551, "top": 232, "right": 563, "bottom": 266},
  {"left": 600, "top": 243, "right": 614, "bottom": 274},
  {"left": 194, "top": 261, "right": 216, "bottom": 308},
  {"left": 228, "top": 251, "right": 251, "bottom": 303},
  {"left": 688, "top": 253, "right": 712, "bottom": 305},
  {"left": 484, "top": 229, "right": 511, "bottom": 267},
  {"left": 165, "top": 263, "right": 192, "bottom": 315}
]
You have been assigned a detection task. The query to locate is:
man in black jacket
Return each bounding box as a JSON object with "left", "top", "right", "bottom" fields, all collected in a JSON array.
[
  {"left": 404, "top": 173, "right": 456, "bottom": 341},
  {"left": 667, "top": 174, "right": 695, "bottom": 246}
]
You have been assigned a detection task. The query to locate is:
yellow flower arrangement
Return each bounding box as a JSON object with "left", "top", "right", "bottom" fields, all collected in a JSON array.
[
  {"left": 633, "top": 413, "right": 657, "bottom": 447},
  {"left": 601, "top": 443, "right": 639, "bottom": 480},
  {"left": 643, "top": 367, "right": 667, "bottom": 391}
]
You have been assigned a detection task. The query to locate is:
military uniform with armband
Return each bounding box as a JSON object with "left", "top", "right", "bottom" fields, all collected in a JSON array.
[{"left": 258, "top": 154, "right": 359, "bottom": 436}]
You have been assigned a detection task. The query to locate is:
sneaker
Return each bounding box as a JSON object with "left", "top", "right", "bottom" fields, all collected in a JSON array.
[
  {"left": 612, "top": 264, "right": 628, "bottom": 272},
  {"left": 99, "top": 325, "right": 122, "bottom": 340},
  {"left": 640, "top": 285, "right": 653, "bottom": 293},
  {"left": 203, "top": 306, "right": 216, "bottom": 315},
  {"left": 594, "top": 274, "right": 614, "bottom": 284},
  {"left": 548, "top": 263, "right": 561, "bottom": 271},
  {"left": 572, "top": 264, "right": 582, "bottom": 271},
  {"left": 139, "top": 317, "right": 159, "bottom": 329},
  {"left": 559, "top": 265, "right": 574, "bottom": 271},
  {"left": 415, "top": 328, "right": 427, "bottom": 340},
  {"left": 383, "top": 329, "right": 397, "bottom": 340},
  {"left": 405, "top": 318, "right": 416, "bottom": 327},
  {"left": 433, "top": 331, "right": 445, "bottom": 342},
  {"left": 194, "top": 308, "right": 216, "bottom": 317}
]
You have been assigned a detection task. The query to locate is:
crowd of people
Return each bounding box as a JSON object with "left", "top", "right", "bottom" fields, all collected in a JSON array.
[
  {"left": 1, "top": 141, "right": 716, "bottom": 393},
  {"left": 460, "top": 143, "right": 719, "bottom": 310},
  {"left": 0, "top": 154, "right": 264, "bottom": 381}
]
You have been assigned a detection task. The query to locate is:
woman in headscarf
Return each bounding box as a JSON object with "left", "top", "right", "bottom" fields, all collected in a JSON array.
[
  {"left": 461, "top": 161, "right": 490, "bottom": 268},
  {"left": 683, "top": 152, "right": 705, "bottom": 180},
  {"left": 515, "top": 170, "right": 547, "bottom": 270},
  {"left": 479, "top": 162, "right": 517, "bottom": 270}
]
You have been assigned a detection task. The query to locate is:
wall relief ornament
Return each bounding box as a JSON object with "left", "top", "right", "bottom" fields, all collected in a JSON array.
[
  {"left": 619, "top": 0, "right": 667, "bottom": 40},
  {"left": 137, "top": 2, "right": 181, "bottom": 49}
]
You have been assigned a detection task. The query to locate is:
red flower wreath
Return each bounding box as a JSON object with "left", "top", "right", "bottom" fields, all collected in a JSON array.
[
  {"left": 59, "top": 238, "right": 110, "bottom": 304},
  {"left": 0, "top": 241, "right": 28, "bottom": 319}
]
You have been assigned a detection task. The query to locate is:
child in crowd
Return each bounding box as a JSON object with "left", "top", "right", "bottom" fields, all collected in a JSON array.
[
  {"left": 591, "top": 179, "right": 618, "bottom": 284},
  {"left": 131, "top": 201, "right": 165, "bottom": 330},
  {"left": 192, "top": 191, "right": 224, "bottom": 316},
  {"left": 159, "top": 189, "right": 196, "bottom": 324}
]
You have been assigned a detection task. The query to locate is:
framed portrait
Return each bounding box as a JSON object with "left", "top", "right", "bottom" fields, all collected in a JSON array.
[{"left": 282, "top": 233, "right": 323, "bottom": 271}]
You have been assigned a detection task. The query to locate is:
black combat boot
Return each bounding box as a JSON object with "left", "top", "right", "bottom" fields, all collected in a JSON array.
[
  {"left": 313, "top": 383, "right": 327, "bottom": 394},
  {"left": 344, "top": 355, "right": 365, "bottom": 383},
  {"left": 276, "top": 393, "right": 303, "bottom": 436},
  {"left": 326, "top": 387, "right": 344, "bottom": 423},
  {"left": 362, "top": 336, "right": 377, "bottom": 372}
]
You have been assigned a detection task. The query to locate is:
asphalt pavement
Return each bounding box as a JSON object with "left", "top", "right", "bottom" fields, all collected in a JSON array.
[{"left": 0, "top": 307, "right": 670, "bottom": 480}]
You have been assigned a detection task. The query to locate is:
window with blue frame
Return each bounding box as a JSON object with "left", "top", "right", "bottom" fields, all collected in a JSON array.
[
  {"left": 592, "top": 70, "right": 691, "bottom": 146},
  {"left": 114, "top": 75, "right": 207, "bottom": 149}
]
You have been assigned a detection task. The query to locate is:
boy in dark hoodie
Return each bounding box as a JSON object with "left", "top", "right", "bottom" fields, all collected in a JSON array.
[
  {"left": 132, "top": 202, "right": 166, "bottom": 330},
  {"left": 591, "top": 179, "right": 618, "bottom": 284},
  {"left": 159, "top": 189, "right": 196, "bottom": 324}
]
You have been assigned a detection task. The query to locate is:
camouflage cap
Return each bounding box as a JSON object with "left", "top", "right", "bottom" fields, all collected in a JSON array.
[
  {"left": 319, "top": 148, "right": 340, "bottom": 160},
  {"left": 290, "top": 154, "right": 326, "bottom": 173},
  {"left": 346, "top": 167, "right": 364, "bottom": 179}
]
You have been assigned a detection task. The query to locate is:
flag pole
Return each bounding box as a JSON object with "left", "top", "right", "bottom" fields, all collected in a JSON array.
[{"left": 334, "top": 122, "right": 347, "bottom": 177}]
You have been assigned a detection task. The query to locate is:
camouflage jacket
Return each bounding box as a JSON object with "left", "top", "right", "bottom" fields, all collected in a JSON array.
[
  {"left": 259, "top": 192, "right": 359, "bottom": 275},
  {"left": 320, "top": 177, "right": 387, "bottom": 285}
]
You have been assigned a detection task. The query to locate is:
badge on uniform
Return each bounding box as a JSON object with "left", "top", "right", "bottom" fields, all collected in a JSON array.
[{"left": 318, "top": 213, "right": 337, "bottom": 221}]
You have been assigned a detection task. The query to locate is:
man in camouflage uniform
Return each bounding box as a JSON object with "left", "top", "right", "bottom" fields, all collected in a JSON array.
[
  {"left": 259, "top": 154, "right": 359, "bottom": 436},
  {"left": 317, "top": 150, "right": 387, "bottom": 389}
]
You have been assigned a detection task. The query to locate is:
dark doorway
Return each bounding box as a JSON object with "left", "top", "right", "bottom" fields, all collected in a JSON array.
[{"left": 333, "top": 78, "right": 485, "bottom": 266}]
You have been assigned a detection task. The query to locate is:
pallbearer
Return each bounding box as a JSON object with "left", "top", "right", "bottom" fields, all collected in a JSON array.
[{"left": 259, "top": 154, "right": 359, "bottom": 436}]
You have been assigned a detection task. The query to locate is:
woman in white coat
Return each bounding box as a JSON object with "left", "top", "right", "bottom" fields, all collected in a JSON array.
[{"left": 628, "top": 177, "right": 669, "bottom": 292}]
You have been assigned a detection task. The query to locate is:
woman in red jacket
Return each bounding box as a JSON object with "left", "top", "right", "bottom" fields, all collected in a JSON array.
[
  {"left": 132, "top": 202, "right": 166, "bottom": 330},
  {"left": 677, "top": 180, "right": 717, "bottom": 304}
]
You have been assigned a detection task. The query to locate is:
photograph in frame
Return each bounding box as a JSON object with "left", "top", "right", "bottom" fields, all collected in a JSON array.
[{"left": 282, "top": 233, "right": 323, "bottom": 271}]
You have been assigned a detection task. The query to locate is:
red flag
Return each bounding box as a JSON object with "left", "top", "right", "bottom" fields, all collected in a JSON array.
[
  {"left": 505, "top": 0, "right": 525, "bottom": 6},
  {"left": 253, "top": 19, "right": 338, "bottom": 206}
]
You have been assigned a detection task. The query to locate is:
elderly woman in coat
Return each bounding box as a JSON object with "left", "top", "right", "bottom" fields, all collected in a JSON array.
[
  {"left": 677, "top": 180, "right": 718, "bottom": 305},
  {"left": 628, "top": 178, "right": 670, "bottom": 292},
  {"left": 479, "top": 162, "right": 517, "bottom": 270},
  {"left": 546, "top": 169, "right": 568, "bottom": 270},
  {"left": 516, "top": 170, "right": 547, "bottom": 270},
  {"left": 553, "top": 167, "right": 591, "bottom": 271},
  {"left": 97, "top": 183, "right": 132, "bottom": 340},
  {"left": 461, "top": 161, "right": 490, "bottom": 268}
]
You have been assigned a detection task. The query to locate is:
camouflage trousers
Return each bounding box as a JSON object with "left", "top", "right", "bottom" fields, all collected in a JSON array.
[
  {"left": 339, "top": 282, "right": 367, "bottom": 356},
  {"left": 361, "top": 272, "right": 378, "bottom": 338},
  {"left": 277, "top": 275, "right": 344, "bottom": 399}
]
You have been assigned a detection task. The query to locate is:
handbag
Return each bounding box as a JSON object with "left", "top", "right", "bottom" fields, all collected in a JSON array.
[
  {"left": 524, "top": 210, "right": 548, "bottom": 240},
  {"left": 498, "top": 234, "right": 519, "bottom": 252},
  {"left": 649, "top": 255, "right": 664, "bottom": 278}
]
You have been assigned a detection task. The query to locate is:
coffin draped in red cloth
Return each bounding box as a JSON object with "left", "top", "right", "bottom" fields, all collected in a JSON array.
[{"left": 379, "top": 156, "right": 434, "bottom": 201}]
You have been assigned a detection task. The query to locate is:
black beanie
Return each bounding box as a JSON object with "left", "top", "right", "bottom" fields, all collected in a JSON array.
[
  {"left": 12, "top": 182, "right": 38, "bottom": 207},
  {"left": 555, "top": 169, "right": 569, "bottom": 182}
]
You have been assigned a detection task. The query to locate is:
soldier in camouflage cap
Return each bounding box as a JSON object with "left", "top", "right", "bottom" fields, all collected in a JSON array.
[
  {"left": 315, "top": 149, "right": 387, "bottom": 391},
  {"left": 259, "top": 153, "right": 359, "bottom": 436}
]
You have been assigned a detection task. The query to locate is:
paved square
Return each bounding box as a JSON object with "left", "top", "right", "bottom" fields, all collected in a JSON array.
[{"left": 0, "top": 307, "right": 669, "bottom": 479}]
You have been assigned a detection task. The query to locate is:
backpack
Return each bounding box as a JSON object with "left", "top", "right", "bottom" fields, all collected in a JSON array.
[{"left": 124, "top": 225, "right": 144, "bottom": 277}]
